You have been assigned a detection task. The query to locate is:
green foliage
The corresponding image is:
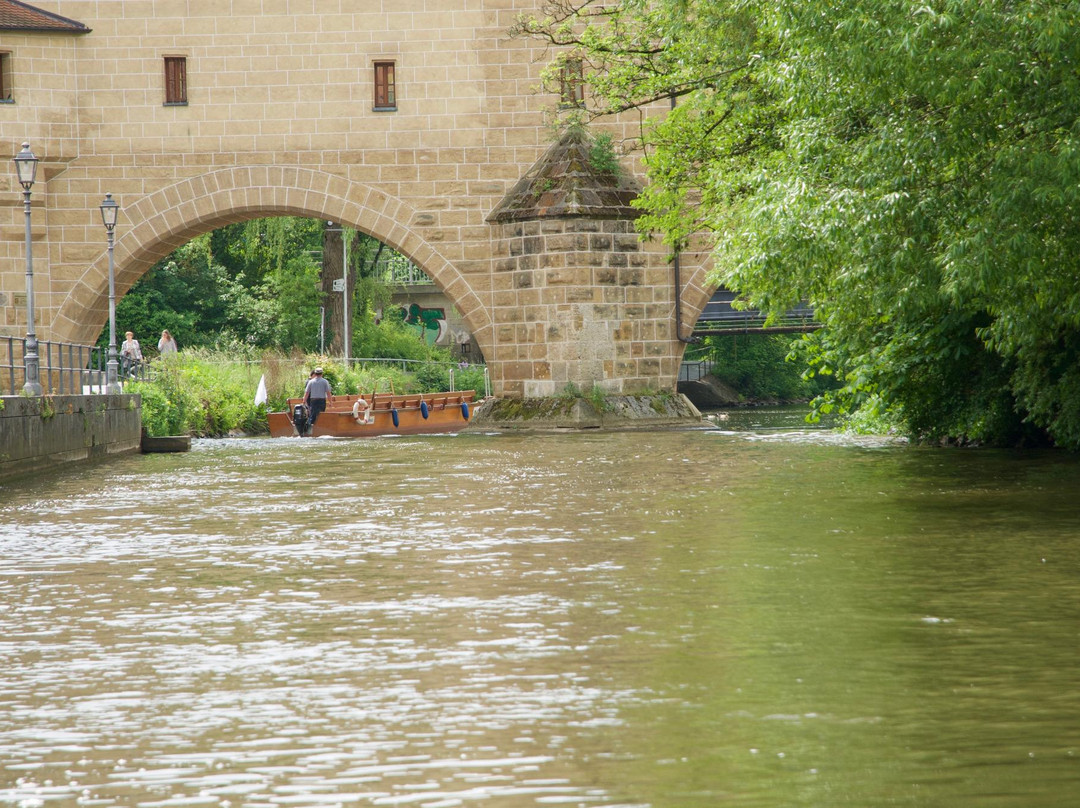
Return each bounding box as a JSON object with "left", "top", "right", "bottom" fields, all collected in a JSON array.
[
  {"left": 518, "top": 0, "right": 1080, "bottom": 448},
  {"left": 352, "top": 311, "right": 435, "bottom": 361},
  {"left": 584, "top": 384, "right": 610, "bottom": 413},
  {"left": 704, "top": 333, "right": 831, "bottom": 401},
  {"left": 130, "top": 348, "right": 485, "bottom": 437},
  {"left": 104, "top": 217, "right": 419, "bottom": 360},
  {"left": 837, "top": 394, "right": 903, "bottom": 437},
  {"left": 588, "top": 132, "right": 621, "bottom": 177},
  {"left": 129, "top": 351, "right": 264, "bottom": 437},
  {"left": 559, "top": 381, "right": 582, "bottom": 399},
  {"left": 453, "top": 364, "right": 488, "bottom": 397}
]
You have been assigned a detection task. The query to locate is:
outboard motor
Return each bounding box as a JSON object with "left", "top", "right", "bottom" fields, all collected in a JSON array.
[{"left": 293, "top": 403, "right": 309, "bottom": 436}]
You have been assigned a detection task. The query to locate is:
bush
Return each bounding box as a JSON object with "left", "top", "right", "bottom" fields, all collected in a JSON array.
[{"left": 127, "top": 372, "right": 197, "bottom": 437}]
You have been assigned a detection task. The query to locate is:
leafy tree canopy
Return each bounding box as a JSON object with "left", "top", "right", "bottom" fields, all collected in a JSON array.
[
  {"left": 108, "top": 217, "right": 454, "bottom": 365},
  {"left": 518, "top": 0, "right": 1080, "bottom": 447}
]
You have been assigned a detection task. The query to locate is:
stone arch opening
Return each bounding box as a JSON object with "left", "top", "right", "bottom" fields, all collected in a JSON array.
[{"left": 53, "top": 166, "right": 492, "bottom": 357}]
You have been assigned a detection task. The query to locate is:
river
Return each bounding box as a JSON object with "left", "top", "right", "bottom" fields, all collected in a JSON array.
[{"left": 2, "top": 409, "right": 1079, "bottom": 807}]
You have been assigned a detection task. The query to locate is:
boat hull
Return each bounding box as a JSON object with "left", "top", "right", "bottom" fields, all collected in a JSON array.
[{"left": 267, "top": 391, "right": 476, "bottom": 438}]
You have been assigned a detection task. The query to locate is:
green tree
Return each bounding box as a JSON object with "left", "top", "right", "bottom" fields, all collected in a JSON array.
[
  {"left": 702, "top": 333, "right": 831, "bottom": 402},
  {"left": 106, "top": 217, "right": 453, "bottom": 361},
  {"left": 517, "top": 0, "right": 1080, "bottom": 447}
]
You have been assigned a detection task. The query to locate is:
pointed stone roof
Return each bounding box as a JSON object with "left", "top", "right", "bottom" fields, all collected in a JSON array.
[
  {"left": 0, "top": 0, "right": 89, "bottom": 32},
  {"left": 487, "top": 128, "right": 641, "bottom": 223}
]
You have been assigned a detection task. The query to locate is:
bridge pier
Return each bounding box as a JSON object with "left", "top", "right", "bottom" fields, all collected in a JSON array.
[{"left": 486, "top": 130, "right": 682, "bottom": 397}]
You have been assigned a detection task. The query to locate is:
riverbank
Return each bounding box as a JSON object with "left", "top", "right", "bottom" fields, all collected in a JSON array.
[
  {"left": 0, "top": 394, "right": 142, "bottom": 482},
  {"left": 678, "top": 373, "right": 811, "bottom": 410},
  {"left": 468, "top": 393, "right": 703, "bottom": 432}
]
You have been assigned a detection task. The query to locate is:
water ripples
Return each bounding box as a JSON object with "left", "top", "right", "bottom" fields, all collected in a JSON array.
[{"left": 3, "top": 425, "right": 1080, "bottom": 806}]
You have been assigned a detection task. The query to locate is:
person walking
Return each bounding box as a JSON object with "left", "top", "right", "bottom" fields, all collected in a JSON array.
[
  {"left": 302, "top": 367, "right": 332, "bottom": 434},
  {"left": 120, "top": 331, "right": 142, "bottom": 377},
  {"left": 157, "top": 329, "right": 178, "bottom": 357}
]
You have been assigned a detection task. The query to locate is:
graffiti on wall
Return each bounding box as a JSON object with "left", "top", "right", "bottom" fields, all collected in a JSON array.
[{"left": 389, "top": 302, "right": 472, "bottom": 352}]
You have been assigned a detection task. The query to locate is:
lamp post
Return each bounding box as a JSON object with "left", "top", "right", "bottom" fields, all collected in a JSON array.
[
  {"left": 99, "top": 193, "right": 121, "bottom": 394},
  {"left": 14, "top": 142, "right": 41, "bottom": 396},
  {"left": 342, "top": 225, "right": 349, "bottom": 367}
]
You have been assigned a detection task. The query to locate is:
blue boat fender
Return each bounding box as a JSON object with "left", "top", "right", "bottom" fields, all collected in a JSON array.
[
  {"left": 420, "top": 400, "right": 429, "bottom": 419},
  {"left": 461, "top": 401, "right": 470, "bottom": 420},
  {"left": 391, "top": 408, "right": 400, "bottom": 428}
]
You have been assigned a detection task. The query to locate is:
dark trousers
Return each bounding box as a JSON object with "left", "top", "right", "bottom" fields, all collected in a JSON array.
[{"left": 308, "top": 397, "right": 327, "bottom": 426}]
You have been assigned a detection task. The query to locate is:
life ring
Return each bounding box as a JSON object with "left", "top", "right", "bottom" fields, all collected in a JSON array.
[
  {"left": 352, "top": 397, "right": 373, "bottom": 425},
  {"left": 420, "top": 400, "right": 429, "bottom": 419}
]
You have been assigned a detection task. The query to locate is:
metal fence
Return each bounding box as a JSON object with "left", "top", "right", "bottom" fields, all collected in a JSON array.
[
  {"left": 1, "top": 336, "right": 107, "bottom": 396},
  {"left": 678, "top": 359, "right": 715, "bottom": 383},
  {"left": 694, "top": 288, "right": 817, "bottom": 334},
  {"left": 374, "top": 253, "right": 431, "bottom": 286}
]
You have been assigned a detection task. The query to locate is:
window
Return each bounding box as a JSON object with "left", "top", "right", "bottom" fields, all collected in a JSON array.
[
  {"left": 0, "top": 53, "right": 12, "bottom": 103},
  {"left": 559, "top": 59, "right": 585, "bottom": 108},
  {"left": 164, "top": 56, "right": 187, "bottom": 105},
  {"left": 374, "top": 61, "right": 396, "bottom": 111}
]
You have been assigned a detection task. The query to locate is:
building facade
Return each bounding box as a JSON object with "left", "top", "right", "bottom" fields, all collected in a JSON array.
[{"left": 0, "top": 0, "right": 714, "bottom": 397}]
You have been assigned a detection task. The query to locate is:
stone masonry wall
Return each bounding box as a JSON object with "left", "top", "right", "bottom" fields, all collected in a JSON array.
[
  {"left": 0, "top": 394, "right": 142, "bottom": 483},
  {"left": 0, "top": 1, "right": 713, "bottom": 397},
  {"left": 491, "top": 217, "right": 678, "bottom": 397}
]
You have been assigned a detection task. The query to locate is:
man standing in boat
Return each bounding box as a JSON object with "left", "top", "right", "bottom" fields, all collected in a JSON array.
[{"left": 302, "top": 367, "right": 332, "bottom": 434}]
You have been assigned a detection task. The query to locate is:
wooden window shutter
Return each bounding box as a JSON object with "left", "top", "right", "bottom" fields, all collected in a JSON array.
[
  {"left": 164, "top": 57, "right": 187, "bottom": 104},
  {"left": 374, "top": 62, "right": 396, "bottom": 110}
]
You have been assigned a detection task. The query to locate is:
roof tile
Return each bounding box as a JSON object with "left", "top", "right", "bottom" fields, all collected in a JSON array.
[
  {"left": 488, "top": 128, "right": 641, "bottom": 223},
  {"left": 0, "top": 0, "right": 89, "bottom": 32}
]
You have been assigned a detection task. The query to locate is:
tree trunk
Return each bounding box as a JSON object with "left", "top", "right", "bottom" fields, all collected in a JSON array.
[{"left": 320, "top": 222, "right": 359, "bottom": 357}]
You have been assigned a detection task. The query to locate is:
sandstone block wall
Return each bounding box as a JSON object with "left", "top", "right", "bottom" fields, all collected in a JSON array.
[
  {"left": 0, "top": 393, "right": 142, "bottom": 482},
  {"left": 492, "top": 217, "right": 677, "bottom": 396},
  {"left": 0, "top": 0, "right": 713, "bottom": 397}
]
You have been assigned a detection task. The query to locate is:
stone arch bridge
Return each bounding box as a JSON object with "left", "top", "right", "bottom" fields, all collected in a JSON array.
[{"left": 0, "top": 0, "right": 714, "bottom": 397}]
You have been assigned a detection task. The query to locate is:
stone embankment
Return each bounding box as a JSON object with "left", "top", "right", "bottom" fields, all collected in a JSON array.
[
  {"left": 0, "top": 394, "right": 142, "bottom": 483},
  {"left": 468, "top": 393, "right": 704, "bottom": 432},
  {"left": 677, "top": 375, "right": 742, "bottom": 408}
]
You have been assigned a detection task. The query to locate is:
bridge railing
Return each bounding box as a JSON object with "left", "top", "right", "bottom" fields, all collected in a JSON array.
[
  {"left": 678, "top": 359, "right": 715, "bottom": 383},
  {"left": 375, "top": 253, "right": 431, "bottom": 286},
  {"left": 1, "top": 336, "right": 107, "bottom": 396},
  {"left": 694, "top": 289, "right": 818, "bottom": 334}
]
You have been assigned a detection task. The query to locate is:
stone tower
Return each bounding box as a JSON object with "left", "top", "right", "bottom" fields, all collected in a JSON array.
[{"left": 487, "top": 129, "right": 677, "bottom": 397}]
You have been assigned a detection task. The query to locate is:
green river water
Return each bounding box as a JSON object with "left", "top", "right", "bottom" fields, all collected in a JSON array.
[{"left": 1, "top": 409, "right": 1079, "bottom": 807}]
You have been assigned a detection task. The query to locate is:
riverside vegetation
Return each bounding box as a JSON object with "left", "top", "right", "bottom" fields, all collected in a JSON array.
[
  {"left": 103, "top": 215, "right": 487, "bottom": 438},
  {"left": 129, "top": 346, "right": 487, "bottom": 438},
  {"left": 517, "top": 1, "right": 1080, "bottom": 448}
]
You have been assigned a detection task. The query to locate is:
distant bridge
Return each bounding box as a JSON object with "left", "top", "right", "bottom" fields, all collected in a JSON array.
[{"left": 693, "top": 288, "right": 818, "bottom": 335}]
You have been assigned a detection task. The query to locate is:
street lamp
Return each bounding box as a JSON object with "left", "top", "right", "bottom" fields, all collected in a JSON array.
[
  {"left": 99, "top": 193, "right": 122, "bottom": 394},
  {"left": 14, "top": 142, "right": 41, "bottom": 395}
]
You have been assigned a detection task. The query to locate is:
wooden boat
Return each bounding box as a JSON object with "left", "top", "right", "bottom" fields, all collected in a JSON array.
[{"left": 267, "top": 389, "right": 476, "bottom": 438}]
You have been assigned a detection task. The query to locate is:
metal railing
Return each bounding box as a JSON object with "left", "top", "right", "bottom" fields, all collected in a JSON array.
[
  {"left": 694, "top": 288, "right": 818, "bottom": 334},
  {"left": 678, "top": 359, "right": 715, "bottom": 383},
  {"left": 351, "top": 357, "right": 491, "bottom": 398},
  {"left": 182, "top": 355, "right": 492, "bottom": 399},
  {"left": 1, "top": 336, "right": 108, "bottom": 396},
  {"left": 375, "top": 253, "right": 432, "bottom": 286}
]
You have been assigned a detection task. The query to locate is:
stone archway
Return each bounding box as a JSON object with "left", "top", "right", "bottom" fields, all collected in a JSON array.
[{"left": 52, "top": 165, "right": 493, "bottom": 358}]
